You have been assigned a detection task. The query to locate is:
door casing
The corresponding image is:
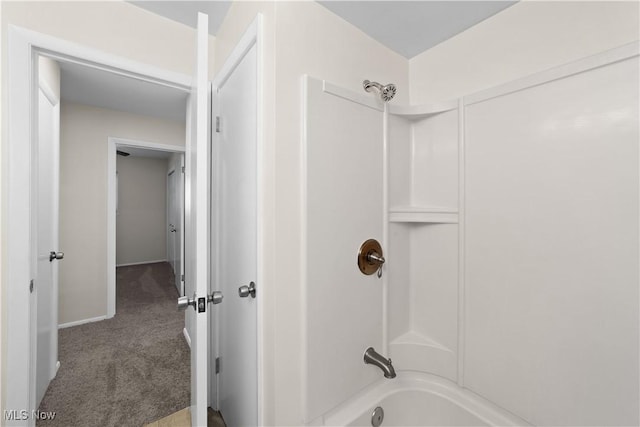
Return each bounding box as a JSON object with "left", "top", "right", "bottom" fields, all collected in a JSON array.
[{"left": 5, "top": 26, "right": 191, "bottom": 425}]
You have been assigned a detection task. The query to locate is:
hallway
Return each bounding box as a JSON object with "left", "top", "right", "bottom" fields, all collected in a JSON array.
[{"left": 37, "top": 262, "right": 189, "bottom": 427}]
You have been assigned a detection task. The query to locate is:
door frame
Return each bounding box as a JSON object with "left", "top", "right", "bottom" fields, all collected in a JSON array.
[
  {"left": 210, "top": 14, "right": 265, "bottom": 421},
  {"left": 5, "top": 25, "right": 191, "bottom": 423},
  {"left": 107, "top": 137, "right": 186, "bottom": 318}
]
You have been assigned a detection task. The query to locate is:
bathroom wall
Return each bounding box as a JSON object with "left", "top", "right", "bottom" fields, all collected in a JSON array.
[
  {"left": 463, "top": 54, "right": 638, "bottom": 425},
  {"left": 404, "top": 1, "right": 640, "bottom": 425},
  {"left": 304, "top": 77, "right": 385, "bottom": 422},
  {"left": 409, "top": 1, "right": 640, "bottom": 103},
  {"left": 116, "top": 155, "right": 169, "bottom": 266},
  {"left": 59, "top": 102, "right": 184, "bottom": 325},
  {"left": 275, "top": 3, "right": 407, "bottom": 423},
  {"left": 214, "top": 1, "right": 408, "bottom": 424}
]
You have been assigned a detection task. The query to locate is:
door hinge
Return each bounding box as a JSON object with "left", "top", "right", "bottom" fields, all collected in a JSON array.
[
  {"left": 181, "top": 166, "right": 185, "bottom": 173},
  {"left": 29, "top": 279, "right": 34, "bottom": 293},
  {"left": 215, "top": 357, "right": 220, "bottom": 374},
  {"left": 215, "top": 116, "right": 221, "bottom": 133},
  {"left": 181, "top": 274, "right": 185, "bottom": 282}
]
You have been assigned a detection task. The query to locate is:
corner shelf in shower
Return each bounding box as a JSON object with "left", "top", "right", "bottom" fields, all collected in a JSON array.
[
  {"left": 389, "top": 206, "right": 458, "bottom": 224},
  {"left": 389, "top": 330, "right": 457, "bottom": 381},
  {"left": 390, "top": 330, "right": 451, "bottom": 352},
  {"left": 388, "top": 100, "right": 458, "bottom": 119}
]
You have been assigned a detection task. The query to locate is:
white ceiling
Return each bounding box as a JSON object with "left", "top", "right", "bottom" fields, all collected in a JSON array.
[
  {"left": 59, "top": 60, "right": 188, "bottom": 122},
  {"left": 127, "top": 1, "right": 516, "bottom": 59}
]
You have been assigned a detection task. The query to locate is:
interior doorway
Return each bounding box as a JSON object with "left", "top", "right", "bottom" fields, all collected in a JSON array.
[
  {"left": 31, "top": 51, "right": 191, "bottom": 423},
  {"left": 108, "top": 138, "right": 186, "bottom": 317}
]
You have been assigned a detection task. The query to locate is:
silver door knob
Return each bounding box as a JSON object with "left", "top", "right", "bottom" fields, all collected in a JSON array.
[
  {"left": 49, "top": 251, "right": 64, "bottom": 262},
  {"left": 208, "top": 291, "right": 223, "bottom": 305},
  {"left": 238, "top": 282, "right": 256, "bottom": 298},
  {"left": 178, "top": 294, "right": 196, "bottom": 310}
]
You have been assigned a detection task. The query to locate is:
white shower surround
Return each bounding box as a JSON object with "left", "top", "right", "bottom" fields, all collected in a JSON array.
[{"left": 303, "top": 41, "right": 639, "bottom": 426}]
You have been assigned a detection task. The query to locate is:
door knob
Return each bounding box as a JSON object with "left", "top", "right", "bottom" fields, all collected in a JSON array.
[
  {"left": 208, "top": 291, "right": 223, "bottom": 305},
  {"left": 49, "top": 251, "right": 64, "bottom": 262},
  {"left": 178, "top": 294, "right": 196, "bottom": 310},
  {"left": 238, "top": 282, "right": 256, "bottom": 298}
]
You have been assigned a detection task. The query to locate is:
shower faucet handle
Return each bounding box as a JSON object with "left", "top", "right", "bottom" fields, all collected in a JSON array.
[
  {"left": 358, "top": 239, "right": 385, "bottom": 278},
  {"left": 367, "top": 252, "right": 385, "bottom": 266}
]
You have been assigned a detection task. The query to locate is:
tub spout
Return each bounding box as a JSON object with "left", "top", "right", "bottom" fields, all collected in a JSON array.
[{"left": 364, "top": 347, "right": 396, "bottom": 379}]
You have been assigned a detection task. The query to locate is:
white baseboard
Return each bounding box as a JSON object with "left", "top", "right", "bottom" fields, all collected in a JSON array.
[
  {"left": 183, "top": 327, "right": 191, "bottom": 348},
  {"left": 59, "top": 315, "right": 107, "bottom": 329},
  {"left": 55, "top": 361, "right": 60, "bottom": 376},
  {"left": 116, "top": 259, "right": 167, "bottom": 267}
]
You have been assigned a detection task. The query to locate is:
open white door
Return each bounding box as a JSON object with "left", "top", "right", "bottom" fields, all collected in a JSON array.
[
  {"left": 212, "top": 17, "right": 261, "bottom": 426},
  {"left": 35, "top": 81, "right": 60, "bottom": 408},
  {"left": 182, "top": 12, "right": 211, "bottom": 427}
]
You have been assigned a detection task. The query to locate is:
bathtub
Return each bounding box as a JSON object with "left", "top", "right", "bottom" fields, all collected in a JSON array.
[{"left": 319, "top": 373, "right": 530, "bottom": 426}]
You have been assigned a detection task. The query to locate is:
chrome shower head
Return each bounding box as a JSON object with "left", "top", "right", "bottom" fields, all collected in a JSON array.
[{"left": 363, "top": 80, "right": 396, "bottom": 102}]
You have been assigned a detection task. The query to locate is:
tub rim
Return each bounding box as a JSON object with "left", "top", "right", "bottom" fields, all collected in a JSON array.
[{"left": 319, "top": 372, "right": 531, "bottom": 426}]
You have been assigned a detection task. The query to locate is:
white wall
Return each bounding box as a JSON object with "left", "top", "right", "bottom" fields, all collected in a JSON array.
[
  {"left": 116, "top": 155, "right": 169, "bottom": 266},
  {"left": 409, "top": 1, "right": 640, "bottom": 103},
  {"left": 59, "top": 102, "right": 184, "bottom": 325},
  {"left": 214, "top": 1, "right": 408, "bottom": 424},
  {"left": 463, "top": 55, "right": 638, "bottom": 425},
  {"left": 38, "top": 56, "right": 60, "bottom": 101},
  {"left": 405, "top": 1, "right": 639, "bottom": 425}
]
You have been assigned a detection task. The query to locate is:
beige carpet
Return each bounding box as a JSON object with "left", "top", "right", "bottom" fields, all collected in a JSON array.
[{"left": 37, "top": 262, "right": 190, "bottom": 427}]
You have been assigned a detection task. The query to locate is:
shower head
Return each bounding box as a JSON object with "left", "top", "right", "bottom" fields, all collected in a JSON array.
[{"left": 363, "top": 80, "right": 396, "bottom": 102}]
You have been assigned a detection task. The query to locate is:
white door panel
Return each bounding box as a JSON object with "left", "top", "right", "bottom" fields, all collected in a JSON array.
[
  {"left": 35, "top": 86, "right": 59, "bottom": 407},
  {"left": 185, "top": 12, "right": 210, "bottom": 427},
  {"left": 215, "top": 42, "right": 258, "bottom": 427}
]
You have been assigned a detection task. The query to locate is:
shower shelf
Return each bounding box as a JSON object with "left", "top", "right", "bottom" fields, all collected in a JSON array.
[
  {"left": 390, "top": 330, "right": 451, "bottom": 353},
  {"left": 389, "top": 206, "right": 458, "bottom": 224},
  {"left": 388, "top": 100, "right": 458, "bottom": 119}
]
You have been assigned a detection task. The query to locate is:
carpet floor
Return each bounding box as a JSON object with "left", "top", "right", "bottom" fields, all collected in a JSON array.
[{"left": 37, "top": 262, "right": 190, "bottom": 427}]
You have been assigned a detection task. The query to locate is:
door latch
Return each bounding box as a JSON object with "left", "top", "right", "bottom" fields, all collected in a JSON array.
[
  {"left": 179, "top": 291, "right": 224, "bottom": 312},
  {"left": 49, "top": 251, "right": 64, "bottom": 262}
]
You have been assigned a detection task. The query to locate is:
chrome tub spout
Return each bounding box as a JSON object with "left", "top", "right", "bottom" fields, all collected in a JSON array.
[{"left": 364, "top": 347, "right": 396, "bottom": 379}]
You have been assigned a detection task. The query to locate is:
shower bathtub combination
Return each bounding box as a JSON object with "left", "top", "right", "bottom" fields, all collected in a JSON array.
[{"left": 302, "top": 41, "right": 639, "bottom": 427}]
